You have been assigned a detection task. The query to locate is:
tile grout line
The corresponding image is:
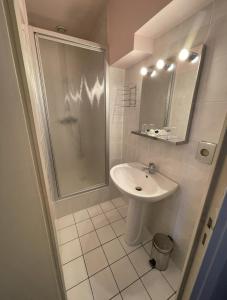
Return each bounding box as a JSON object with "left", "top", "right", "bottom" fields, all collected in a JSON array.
[
  {"left": 72, "top": 213, "right": 95, "bottom": 300},
  {"left": 160, "top": 270, "right": 177, "bottom": 293},
  {"left": 166, "top": 291, "right": 177, "bottom": 300},
  {"left": 125, "top": 251, "right": 153, "bottom": 300},
  {"left": 141, "top": 241, "right": 177, "bottom": 296},
  {"left": 61, "top": 232, "right": 124, "bottom": 266},
  {"left": 60, "top": 200, "right": 127, "bottom": 295},
  {"left": 62, "top": 236, "right": 175, "bottom": 298},
  {"left": 89, "top": 214, "right": 122, "bottom": 299},
  {"left": 59, "top": 199, "right": 175, "bottom": 299},
  {"left": 56, "top": 199, "right": 127, "bottom": 231}
]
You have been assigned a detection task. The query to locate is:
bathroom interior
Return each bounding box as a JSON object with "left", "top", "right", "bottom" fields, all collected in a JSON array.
[{"left": 1, "top": 0, "right": 227, "bottom": 299}]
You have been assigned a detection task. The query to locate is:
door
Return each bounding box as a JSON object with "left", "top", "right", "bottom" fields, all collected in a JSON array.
[{"left": 191, "top": 191, "right": 227, "bottom": 300}]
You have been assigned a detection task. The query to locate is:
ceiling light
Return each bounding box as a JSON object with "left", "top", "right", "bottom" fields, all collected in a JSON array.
[
  {"left": 150, "top": 70, "right": 157, "bottom": 77},
  {"left": 178, "top": 48, "right": 190, "bottom": 61},
  {"left": 56, "top": 25, "right": 67, "bottom": 33},
  {"left": 156, "top": 59, "right": 165, "bottom": 70},
  {"left": 140, "top": 67, "right": 148, "bottom": 76},
  {"left": 167, "top": 63, "right": 175, "bottom": 72}
]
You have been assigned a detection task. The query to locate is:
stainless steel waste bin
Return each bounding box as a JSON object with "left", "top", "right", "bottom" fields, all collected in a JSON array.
[{"left": 149, "top": 233, "right": 173, "bottom": 271}]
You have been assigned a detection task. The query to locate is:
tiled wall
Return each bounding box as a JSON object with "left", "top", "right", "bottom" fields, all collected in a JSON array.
[
  {"left": 55, "top": 67, "right": 125, "bottom": 217},
  {"left": 122, "top": 0, "right": 227, "bottom": 270}
]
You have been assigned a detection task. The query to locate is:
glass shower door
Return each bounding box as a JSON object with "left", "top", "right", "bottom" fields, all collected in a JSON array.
[{"left": 36, "top": 35, "right": 107, "bottom": 198}]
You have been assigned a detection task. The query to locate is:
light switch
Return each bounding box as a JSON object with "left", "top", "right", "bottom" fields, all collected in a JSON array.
[{"left": 196, "top": 141, "right": 216, "bottom": 164}]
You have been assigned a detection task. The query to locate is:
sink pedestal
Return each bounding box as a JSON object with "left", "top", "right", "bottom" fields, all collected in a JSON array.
[
  {"left": 126, "top": 198, "right": 147, "bottom": 246},
  {"left": 110, "top": 163, "right": 178, "bottom": 247}
]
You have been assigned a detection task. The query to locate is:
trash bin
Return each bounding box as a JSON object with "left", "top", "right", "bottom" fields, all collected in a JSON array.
[{"left": 149, "top": 233, "right": 173, "bottom": 271}]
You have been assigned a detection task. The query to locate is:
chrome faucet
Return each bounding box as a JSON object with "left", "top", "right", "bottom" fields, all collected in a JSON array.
[{"left": 143, "top": 162, "right": 157, "bottom": 174}]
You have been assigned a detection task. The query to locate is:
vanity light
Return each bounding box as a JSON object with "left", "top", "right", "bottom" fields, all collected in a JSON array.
[
  {"left": 156, "top": 59, "right": 165, "bottom": 70},
  {"left": 178, "top": 48, "right": 190, "bottom": 61},
  {"left": 167, "top": 63, "right": 175, "bottom": 72},
  {"left": 150, "top": 70, "right": 157, "bottom": 77},
  {"left": 140, "top": 67, "right": 148, "bottom": 76}
]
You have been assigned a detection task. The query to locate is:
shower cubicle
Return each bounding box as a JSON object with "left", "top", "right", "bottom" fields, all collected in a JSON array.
[{"left": 31, "top": 28, "right": 108, "bottom": 200}]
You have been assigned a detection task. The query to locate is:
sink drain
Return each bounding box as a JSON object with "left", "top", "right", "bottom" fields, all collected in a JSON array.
[{"left": 135, "top": 186, "right": 142, "bottom": 191}]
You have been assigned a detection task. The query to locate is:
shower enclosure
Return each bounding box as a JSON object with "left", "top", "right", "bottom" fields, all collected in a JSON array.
[{"left": 32, "top": 28, "right": 108, "bottom": 199}]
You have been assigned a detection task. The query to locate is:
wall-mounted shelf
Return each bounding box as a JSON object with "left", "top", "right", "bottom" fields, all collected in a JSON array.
[{"left": 131, "top": 130, "right": 185, "bottom": 145}]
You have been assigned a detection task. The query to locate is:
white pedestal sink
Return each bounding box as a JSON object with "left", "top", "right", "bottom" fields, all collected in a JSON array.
[{"left": 110, "top": 162, "right": 178, "bottom": 246}]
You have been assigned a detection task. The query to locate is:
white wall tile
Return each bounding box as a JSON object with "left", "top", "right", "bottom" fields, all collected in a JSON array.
[{"left": 122, "top": 0, "right": 227, "bottom": 270}]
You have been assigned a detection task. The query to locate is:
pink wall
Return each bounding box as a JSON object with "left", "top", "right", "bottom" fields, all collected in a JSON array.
[{"left": 107, "top": 0, "right": 172, "bottom": 64}]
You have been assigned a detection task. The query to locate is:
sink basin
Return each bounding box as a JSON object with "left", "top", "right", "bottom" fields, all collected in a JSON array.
[
  {"left": 110, "top": 162, "right": 178, "bottom": 245},
  {"left": 110, "top": 162, "right": 178, "bottom": 203}
]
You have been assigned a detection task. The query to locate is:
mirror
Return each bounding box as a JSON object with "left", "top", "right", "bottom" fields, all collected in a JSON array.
[{"left": 136, "top": 44, "right": 205, "bottom": 144}]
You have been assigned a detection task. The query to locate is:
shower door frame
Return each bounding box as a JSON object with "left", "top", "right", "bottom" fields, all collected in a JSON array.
[{"left": 29, "top": 26, "right": 109, "bottom": 200}]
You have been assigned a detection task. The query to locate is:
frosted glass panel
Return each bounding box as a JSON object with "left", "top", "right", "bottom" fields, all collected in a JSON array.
[{"left": 38, "top": 37, "right": 106, "bottom": 198}]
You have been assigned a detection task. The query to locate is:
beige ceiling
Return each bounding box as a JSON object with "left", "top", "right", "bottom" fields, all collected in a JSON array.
[{"left": 25, "top": 0, "right": 107, "bottom": 39}]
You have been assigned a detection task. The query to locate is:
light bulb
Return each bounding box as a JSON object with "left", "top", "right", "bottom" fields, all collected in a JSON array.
[
  {"left": 167, "top": 63, "right": 175, "bottom": 72},
  {"left": 178, "top": 48, "right": 190, "bottom": 61},
  {"left": 156, "top": 59, "right": 165, "bottom": 70},
  {"left": 140, "top": 67, "right": 148, "bottom": 76},
  {"left": 150, "top": 70, "right": 157, "bottom": 77}
]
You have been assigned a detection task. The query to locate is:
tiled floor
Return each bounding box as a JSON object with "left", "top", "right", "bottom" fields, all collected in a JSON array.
[{"left": 56, "top": 197, "right": 181, "bottom": 300}]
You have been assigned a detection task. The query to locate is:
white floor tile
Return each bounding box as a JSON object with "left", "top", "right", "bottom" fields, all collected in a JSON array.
[
  {"left": 105, "top": 209, "right": 122, "bottom": 223},
  {"left": 96, "top": 225, "right": 116, "bottom": 244},
  {"left": 100, "top": 201, "right": 115, "bottom": 212},
  {"left": 103, "top": 239, "right": 126, "bottom": 264},
  {"left": 76, "top": 219, "right": 94, "bottom": 236},
  {"left": 169, "top": 293, "right": 177, "bottom": 300},
  {"left": 92, "top": 214, "right": 109, "bottom": 229},
  {"left": 84, "top": 246, "right": 108, "bottom": 276},
  {"left": 60, "top": 239, "right": 82, "bottom": 264},
  {"left": 57, "top": 225, "right": 78, "bottom": 245},
  {"left": 129, "top": 247, "right": 151, "bottom": 276},
  {"left": 67, "top": 280, "right": 93, "bottom": 300},
  {"left": 161, "top": 260, "right": 182, "bottom": 291},
  {"left": 63, "top": 257, "right": 87, "bottom": 290},
  {"left": 117, "top": 206, "right": 128, "bottom": 218},
  {"left": 121, "top": 280, "right": 150, "bottom": 300},
  {"left": 111, "top": 219, "right": 126, "bottom": 237},
  {"left": 111, "top": 256, "right": 138, "bottom": 291},
  {"left": 112, "top": 294, "right": 122, "bottom": 300},
  {"left": 80, "top": 231, "right": 100, "bottom": 254},
  {"left": 141, "top": 228, "right": 153, "bottom": 244},
  {"left": 74, "top": 209, "right": 90, "bottom": 223},
  {"left": 87, "top": 204, "right": 102, "bottom": 218},
  {"left": 112, "top": 197, "right": 126, "bottom": 208},
  {"left": 90, "top": 267, "right": 119, "bottom": 300},
  {"left": 56, "top": 214, "right": 74, "bottom": 230},
  {"left": 143, "top": 241, "right": 152, "bottom": 256},
  {"left": 141, "top": 269, "right": 174, "bottom": 300},
  {"left": 118, "top": 235, "right": 141, "bottom": 254}
]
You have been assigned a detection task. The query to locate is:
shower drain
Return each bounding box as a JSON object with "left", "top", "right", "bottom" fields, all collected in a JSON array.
[{"left": 135, "top": 186, "right": 142, "bottom": 191}]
